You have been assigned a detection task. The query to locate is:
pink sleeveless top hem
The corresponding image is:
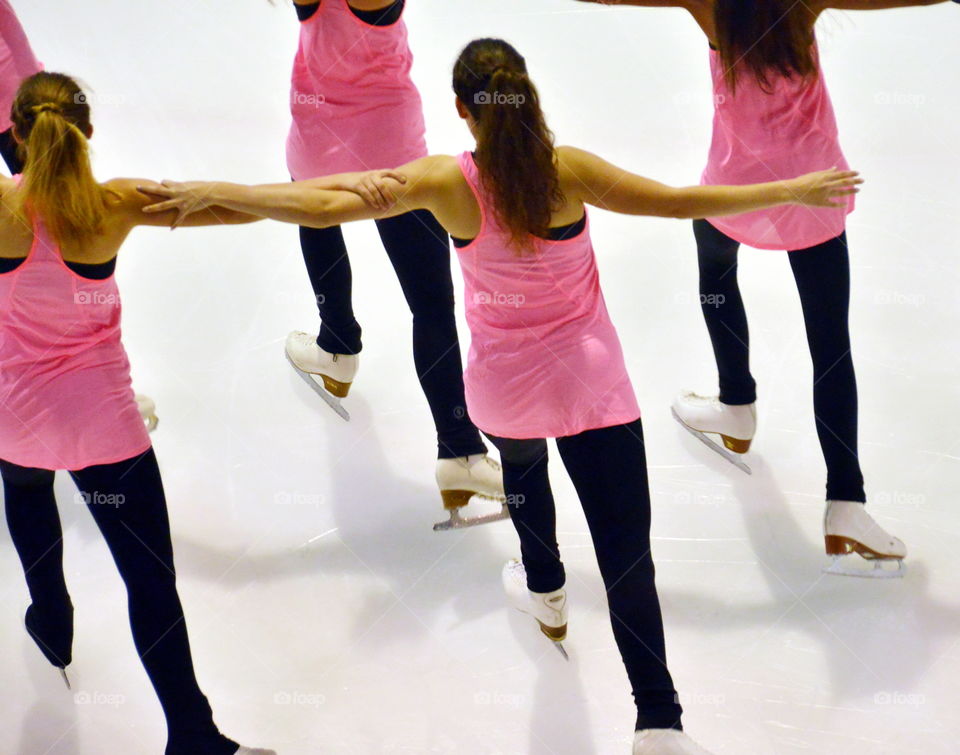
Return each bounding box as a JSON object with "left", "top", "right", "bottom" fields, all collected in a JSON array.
[
  {"left": 285, "top": 0, "right": 427, "bottom": 180},
  {"left": 455, "top": 153, "right": 640, "bottom": 440},
  {"left": 0, "top": 199, "right": 151, "bottom": 471},
  {"left": 701, "top": 46, "right": 853, "bottom": 251}
]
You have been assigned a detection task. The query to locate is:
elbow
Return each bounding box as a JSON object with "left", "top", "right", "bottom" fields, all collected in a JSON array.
[
  {"left": 298, "top": 193, "right": 337, "bottom": 229},
  {"left": 662, "top": 200, "right": 694, "bottom": 220}
]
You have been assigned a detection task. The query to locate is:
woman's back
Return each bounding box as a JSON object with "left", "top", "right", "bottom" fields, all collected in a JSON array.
[
  {"left": 452, "top": 150, "right": 640, "bottom": 440},
  {"left": 0, "top": 193, "right": 149, "bottom": 471},
  {"left": 701, "top": 40, "right": 853, "bottom": 250}
]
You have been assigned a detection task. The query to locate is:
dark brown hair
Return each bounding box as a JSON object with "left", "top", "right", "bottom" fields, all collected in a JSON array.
[
  {"left": 9, "top": 72, "right": 106, "bottom": 244},
  {"left": 714, "top": 0, "right": 819, "bottom": 94},
  {"left": 453, "top": 39, "right": 563, "bottom": 253}
]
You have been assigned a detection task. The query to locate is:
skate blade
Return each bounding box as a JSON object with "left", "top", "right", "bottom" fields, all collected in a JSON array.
[
  {"left": 286, "top": 353, "right": 350, "bottom": 422},
  {"left": 433, "top": 500, "right": 509, "bottom": 531},
  {"left": 822, "top": 555, "right": 905, "bottom": 579},
  {"left": 553, "top": 641, "right": 569, "bottom": 661},
  {"left": 59, "top": 668, "right": 71, "bottom": 690},
  {"left": 671, "top": 408, "right": 751, "bottom": 475}
]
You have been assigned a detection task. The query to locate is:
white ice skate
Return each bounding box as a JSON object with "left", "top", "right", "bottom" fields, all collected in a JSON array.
[
  {"left": 285, "top": 330, "right": 357, "bottom": 421},
  {"left": 822, "top": 500, "right": 906, "bottom": 579},
  {"left": 433, "top": 454, "right": 508, "bottom": 531},
  {"left": 671, "top": 391, "right": 756, "bottom": 474},
  {"left": 633, "top": 729, "right": 715, "bottom": 755},
  {"left": 135, "top": 393, "right": 158, "bottom": 433},
  {"left": 502, "top": 559, "right": 568, "bottom": 660},
  {"left": 235, "top": 747, "right": 277, "bottom": 755}
]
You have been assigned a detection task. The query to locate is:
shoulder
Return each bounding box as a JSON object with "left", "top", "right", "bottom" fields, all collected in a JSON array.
[
  {"left": 398, "top": 154, "right": 463, "bottom": 191},
  {"left": 556, "top": 145, "right": 602, "bottom": 178},
  {"left": 100, "top": 177, "right": 164, "bottom": 224}
]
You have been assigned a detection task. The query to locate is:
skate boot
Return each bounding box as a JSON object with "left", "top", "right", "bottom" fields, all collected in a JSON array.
[
  {"left": 25, "top": 598, "right": 74, "bottom": 689},
  {"left": 285, "top": 330, "right": 358, "bottom": 421},
  {"left": 135, "top": 393, "right": 158, "bottom": 432},
  {"left": 633, "top": 729, "right": 715, "bottom": 754},
  {"left": 433, "top": 454, "right": 508, "bottom": 531},
  {"left": 502, "top": 559, "right": 568, "bottom": 660},
  {"left": 671, "top": 391, "right": 756, "bottom": 474},
  {"left": 823, "top": 500, "right": 906, "bottom": 578}
]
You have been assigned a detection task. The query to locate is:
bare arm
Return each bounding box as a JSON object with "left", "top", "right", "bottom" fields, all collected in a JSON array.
[
  {"left": 139, "top": 158, "right": 452, "bottom": 230},
  {"left": 558, "top": 146, "right": 861, "bottom": 219},
  {"left": 109, "top": 179, "right": 264, "bottom": 229}
]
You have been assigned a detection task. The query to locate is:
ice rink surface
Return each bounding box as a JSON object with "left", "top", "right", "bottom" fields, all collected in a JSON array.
[{"left": 1, "top": 1, "right": 958, "bottom": 753}]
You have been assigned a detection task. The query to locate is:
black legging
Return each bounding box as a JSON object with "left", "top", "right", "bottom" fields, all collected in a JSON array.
[
  {"left": 693, "top": 218, "right": 865, "bottom": 502},
  {"left": 0, "top": 449, "right": 237, "bottom": 755},
  {"left": 486, "top": 420, "right": 683, "bottom": 732},
  {"left": 299, "top": 209, "right": 486, "bottom": 459}
]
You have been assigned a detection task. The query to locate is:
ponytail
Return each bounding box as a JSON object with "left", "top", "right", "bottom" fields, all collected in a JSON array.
[
  {"left": 454, "top": 39, "right": 563, "bottom": 253},
  {"left": 10, "top": 72, "right": 106, "bottom": 245}
]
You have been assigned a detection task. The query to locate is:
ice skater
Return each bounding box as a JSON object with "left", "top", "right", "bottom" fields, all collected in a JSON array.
[
  {"left": 574, "top": 0, "right": 955, "bottom": 577},
  {"left": 281, "top": 0, "right": 505, "bottom": 529},
  {"left": 0, "top": 0, "right": 160, "bottom": 431},
  {"left": 0, "top": 72, "right": 274, "bottom": 755},
  {"left": 141, "top": 37, "right": 861, "bottom": 755}
]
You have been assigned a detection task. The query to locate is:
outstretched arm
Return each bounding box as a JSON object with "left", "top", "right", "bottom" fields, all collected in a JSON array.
[
  {"left": 109, "top": 179, "right": 264, "bottom": 229},
  {"left": 138, "top": 157, "right": 452, "bottom": 230},
  {"left": 558, "top": 146, "right": 861, "bottom": 219}
]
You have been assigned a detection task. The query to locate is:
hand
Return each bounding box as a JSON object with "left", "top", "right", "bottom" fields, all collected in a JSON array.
[
  {"left": 137, "top": 181, "right": 218, "bottom": 228},
  {"left": 340, "top": 170, "right": 407, "bottom": 211},
  {"left": 787, "top": 168, "right": 863, "bottom": 208}
]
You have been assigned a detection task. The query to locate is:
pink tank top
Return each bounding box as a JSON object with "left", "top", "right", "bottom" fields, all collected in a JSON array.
[
  {"left": 0, "top": 1, "right": 42, "bottom": 133},
  {"left": 0, "top": 196, "right": 150, "bottom": 470},
  {"left": 455, "top": 153, "right": 640, "bottom": 440},
  {"left": 285, "top": 0, "right": 427, "bottom": 180},
  {"left": 702, "top": 45, "right": 854, "bottom": 250}
]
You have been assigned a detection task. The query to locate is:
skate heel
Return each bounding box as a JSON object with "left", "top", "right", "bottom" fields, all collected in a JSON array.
[
  {"left": 320, "top": 374, "right": 351, "bottom": 398},
  {"left": 721, "top": 435, "right": 751, "bottom": 454},
  {"left": 537, "top": 621, "right": 567, "bottom": 642},
  {"left": 440, "top": 489, "right": 473, "bottom": 510},
  {"left": 824, "top": 534, "right": 854, "bottom": 556}
]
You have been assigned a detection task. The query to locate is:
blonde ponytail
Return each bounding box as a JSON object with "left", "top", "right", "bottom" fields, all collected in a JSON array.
[{"left": 10, "top": 73, "right": 106, "bottom": 245}]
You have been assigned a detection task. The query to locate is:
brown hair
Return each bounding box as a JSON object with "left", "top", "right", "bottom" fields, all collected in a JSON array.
[
  {"left": 714, "top": 0, "right": 818, "bottom": 94},
  {"left": 9, "top": 72, "right": 106, "bottom": 244},
  {"left": 453, "top": 39, "right": 563, "bottom": 253}
]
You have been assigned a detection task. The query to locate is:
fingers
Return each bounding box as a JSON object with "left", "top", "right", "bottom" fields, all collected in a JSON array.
[
  {"left": 379, "top": 170, "right": 407, "bottom": 185},
  {"left": 142, "top": 199, "right": 184, "bottom": 214},
  {"left": 137, "top": 185, "right": 175, "bottom": 200},
  {"left": 358, "top": 184, "right": 379, "bottom": 209},
  {"left": 375, "top": 182, "right": 396, "bottom": 208}
]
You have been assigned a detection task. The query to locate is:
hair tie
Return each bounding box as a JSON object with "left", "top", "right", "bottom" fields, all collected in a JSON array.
[{"left": 32, "top": 102, "right": 62, "bottom": 116}]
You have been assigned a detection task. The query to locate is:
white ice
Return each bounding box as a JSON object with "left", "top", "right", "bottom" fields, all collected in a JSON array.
[{"left": 1, "top": 1, "right": 958, "bottom": 753}]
